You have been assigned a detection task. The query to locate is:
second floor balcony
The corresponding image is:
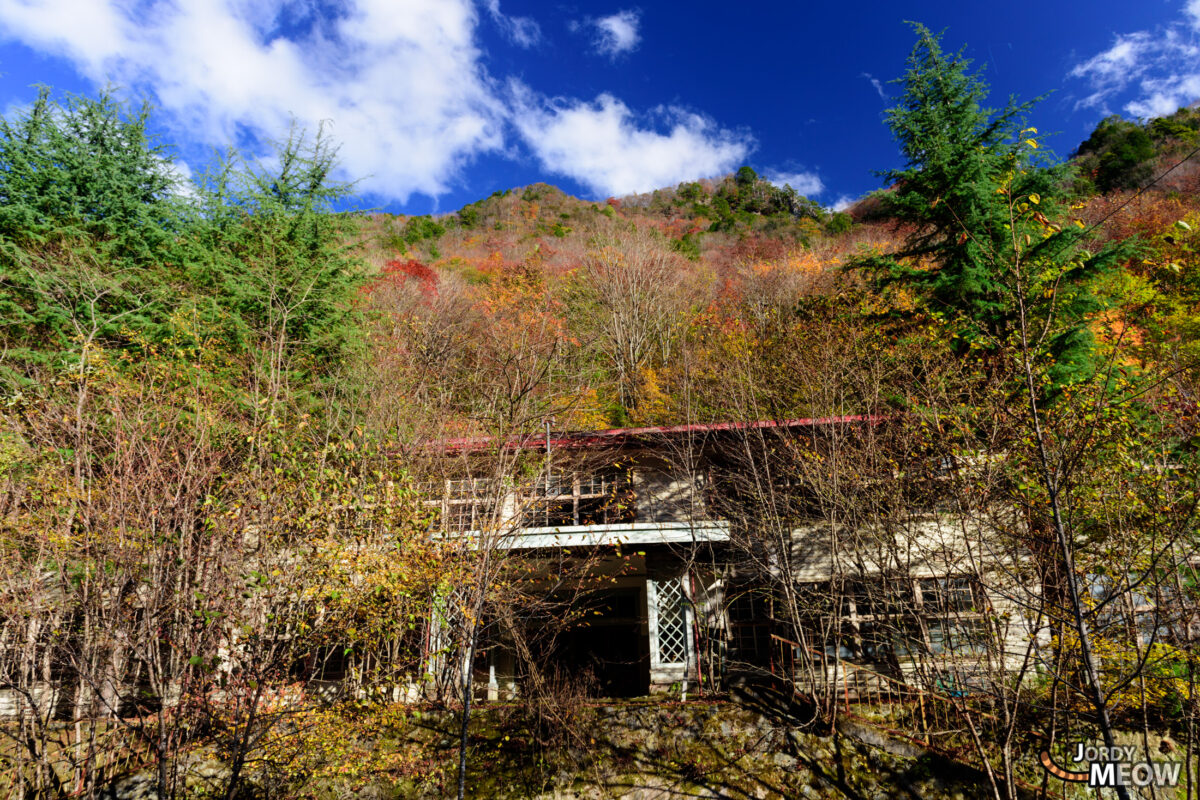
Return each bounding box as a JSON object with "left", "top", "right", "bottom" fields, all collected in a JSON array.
[{"left": 422, "top": 463, "right": 729, "bottom": 550}]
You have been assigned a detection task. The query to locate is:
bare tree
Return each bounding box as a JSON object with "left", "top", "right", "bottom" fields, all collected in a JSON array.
[{"left": 577, "top": 228, "right": 706, "bottom": 413}]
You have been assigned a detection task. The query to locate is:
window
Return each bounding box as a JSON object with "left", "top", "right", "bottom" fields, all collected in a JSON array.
[
  {"left": 521, "top": 468, "right": 634, "bottom": 527},
  {"left": 925, "top": 619, "right": 990, "bottom": 656},
  {"left": 1090, "top": 571, "right": 1183, "bottom": 646},
  {"left": 653, "top": 578, "right": 690, "bottom": 666},
  {"left": 818, "top": 625, "right": 894, "bottom": 662},
  {"left": 892, "top": 621, "right": 925, "bottom": 658},
  {"left": 728, "top": 589, "right": 769, "bottom": 623},
  {"left": 917, "top": 577, "right": 976, "bottom": 613},
  {"left": 794, "top": 581, "right": 902, "bottom": 667},
  {"left": 793, "top": 575, "right": 991, "bottom": 667},
  {"left": 424, "top": 478, "right": 499, "bottom": 532},
  {"left": 727, "top": 587, "right": 776, "bottom": 665},
  {"left": 290, "top": 645, "right": 351, "bottom": 682}
]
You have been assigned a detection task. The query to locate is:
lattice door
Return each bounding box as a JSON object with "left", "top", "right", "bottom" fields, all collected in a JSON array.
[{"left": 653, "top": 577, "right": 689, "bottom": 666}]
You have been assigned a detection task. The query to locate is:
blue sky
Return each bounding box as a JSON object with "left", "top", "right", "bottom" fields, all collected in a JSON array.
[{"left": 0, "top": 0, "right": 1197, "bottom": 215}]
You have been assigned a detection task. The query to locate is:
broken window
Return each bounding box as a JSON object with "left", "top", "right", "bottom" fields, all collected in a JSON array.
[
  {"left": 424, "top": 477, "right": 500, "bottom": 533},
  {"left": 521, "top": 467, "right": 635, "bottom": 527}
]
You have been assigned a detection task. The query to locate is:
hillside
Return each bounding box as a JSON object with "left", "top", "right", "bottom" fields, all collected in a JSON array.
[
  {"left": 364, "top": 102, "right": 1200, "bottom": 274},
  {"left": 2, "top": 33, "right": 1200, "bottom": 800},
  {"left": 346, "top": 102, "right": 1200, "bottom": 430}
]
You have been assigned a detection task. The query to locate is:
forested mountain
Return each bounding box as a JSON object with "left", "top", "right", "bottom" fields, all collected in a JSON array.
[
  {"left": 355, "top": 99, "right": 1200, "bottom": 429},
  {"left": 2, "top": 26, "right": 1200, "bottom": 800}
]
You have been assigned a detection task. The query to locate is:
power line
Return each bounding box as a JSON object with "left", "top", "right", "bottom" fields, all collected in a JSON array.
[{"left": 1078, "top": 141, "right": 1200, "bottom": 240}]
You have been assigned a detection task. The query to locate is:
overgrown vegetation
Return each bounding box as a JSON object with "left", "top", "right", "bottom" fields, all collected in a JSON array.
[{"left": 2, "top": 23, "right": 1200, "bottom": 799}]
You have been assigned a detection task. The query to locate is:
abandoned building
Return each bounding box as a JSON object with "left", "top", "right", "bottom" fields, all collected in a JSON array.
[
  {"left": 421, "top": 417, "right": 1044, "bottom": 702},
  {"left": 0, "top": 417, "right": 1048, "bottom": 720}
]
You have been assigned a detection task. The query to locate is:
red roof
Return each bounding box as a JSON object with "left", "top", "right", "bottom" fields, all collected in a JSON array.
[{"left": 436, "top": 415, "right": 881, "bottom": 452}]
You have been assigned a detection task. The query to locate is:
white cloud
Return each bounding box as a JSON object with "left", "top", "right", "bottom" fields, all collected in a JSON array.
[
  {"left": 0, "top": 0, "right": 759, "bottom": 204},
  {"left": 588, "top": 10, "right": 640, "bottom": 58},
  {"left": 0, "top": 0, "right": 126, "bottom": 74},
  {"left": 511, "top": 86, "right": 752, "bottom": 197},
  {"left": 483, "top": 0, "right": 540, "bottom": 48},
  {"left": 161, "top": 156, "right": 198, "bottom": 200},
  {"left": 1127, "top": 74, "right": 1200, "bottom": 118},
  {"left": 0, "top": 0, "right": 506, "bottom": 203},
  {"left": 831, "top": 195, "right": 856, "bottom": 212},
  {"left": 1069, "top": 32, "right": 1153, "bottom": 89},
  {"left": 765, "top": 170, "right": 824, "bottom": 197},
  {"left": 1069, "top": 8, "right": 1200, "bottom": 118},
  {"left": 861, "top": 72, "right": 886, "bottom": 101}
]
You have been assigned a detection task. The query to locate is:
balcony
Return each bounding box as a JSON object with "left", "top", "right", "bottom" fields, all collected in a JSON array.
[
  {"left": 485, "top": 519, "right": 730, "bottom": 550},
  {"left": 424, "top": 465, "right": 729, "bottom": 549}
]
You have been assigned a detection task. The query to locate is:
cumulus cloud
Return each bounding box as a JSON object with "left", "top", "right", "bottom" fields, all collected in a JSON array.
[
  {"left": 483, "top": 0, "right": 540, "bottom": 48},
  {"left": 0, "top": 0, "right": 763, "bottom": 204},
  {"left": 1069, "top": 5, "right": 1200, "bottom": 118},
  {"left": 510, "top": 85, "right": 752, "bottom": 197},
  {"left": 764, "top": 170, "right": 824, "bottom": 197},
  {"left": 0, "top": 0, "right": 506, "bottom": 202},
  {"left": 831, "top": 195, "right": 857, "bottom": 212},
  {"left": 585, "top": 10, "right": 640, "bottom": 58},
  {"left": 1127, "top": 73, "right": 1200, "bottom": 119}
]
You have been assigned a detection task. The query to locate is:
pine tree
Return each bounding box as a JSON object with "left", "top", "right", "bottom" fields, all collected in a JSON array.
[
  {"left": 0, "top": 89, "right": 187, "bottom": 381},
  {"left": 863, "top": 24, "right": 1133, "bottom": 387},
  {"left": 185, "top": 122, "right": 364, "bottom": 403},
  {"left": 866, "top": 30, "right": 1149, "bottom": 800},
  {"left": 0, "top": 87, "right": 182, "bottom": 259}
]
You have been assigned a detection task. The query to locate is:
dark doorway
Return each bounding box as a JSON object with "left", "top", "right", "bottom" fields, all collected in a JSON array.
[{"left": 534, "top": 587, "right": 649, "bottom": 697}]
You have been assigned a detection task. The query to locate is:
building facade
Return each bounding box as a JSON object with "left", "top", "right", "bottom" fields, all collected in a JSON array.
[{"left": 424, "top": 417, "right": 1042, "bottom": 703}]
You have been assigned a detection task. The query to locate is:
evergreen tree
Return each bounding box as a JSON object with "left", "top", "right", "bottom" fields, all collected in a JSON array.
[
  {"left": 185, "top": 122, "right": 364, "bottom": 399},
  {"left": 861, "top": 24, "right": 1133, "bottom": 387},
  {"left": 0, "top": 90, "right": 363, "bottom": 396},
  {"left": 0, "top": 89, "right": 188, "bottom": 382},
  {"left": 865, "top": 32, "right": 1150, "bottom": 798},
  {"left": 0, "top": 87, "right": 183, "bottom": 259}
]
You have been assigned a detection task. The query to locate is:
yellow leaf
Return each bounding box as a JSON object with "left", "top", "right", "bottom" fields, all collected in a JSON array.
[{"left": 1028, "top": 193, "right": 1040, "bottom": 205}]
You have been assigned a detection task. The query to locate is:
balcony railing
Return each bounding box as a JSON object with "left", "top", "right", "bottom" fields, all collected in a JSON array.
[{"left": 420, "top": 468, "right": 723, "bottom": 548}]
